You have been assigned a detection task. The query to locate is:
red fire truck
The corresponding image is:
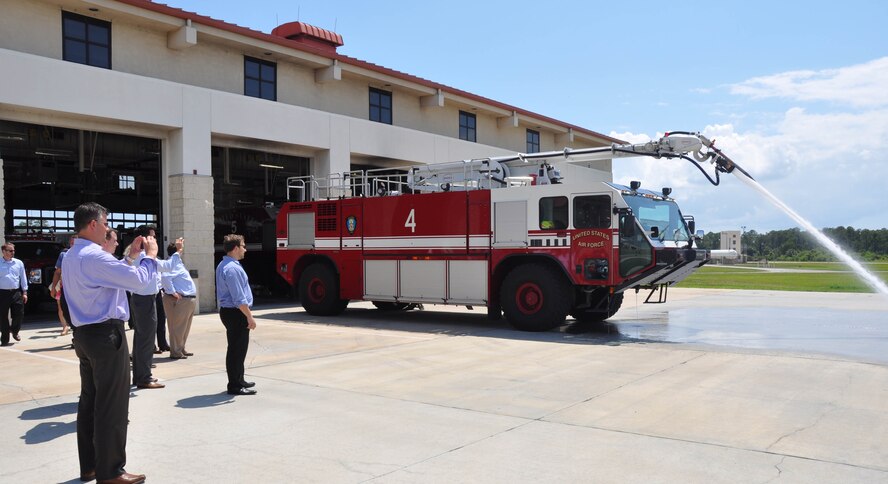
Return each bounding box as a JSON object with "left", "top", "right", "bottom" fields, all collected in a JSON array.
[{"left": 275, "top": 132, "right": 741, "bottom": 331}]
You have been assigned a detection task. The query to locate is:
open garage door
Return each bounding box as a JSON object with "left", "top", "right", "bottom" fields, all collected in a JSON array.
[{"left": 1, "top": 119, "right": 162, "bottom": 311}]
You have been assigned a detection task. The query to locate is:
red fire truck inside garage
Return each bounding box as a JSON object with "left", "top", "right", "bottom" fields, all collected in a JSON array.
[{"left": 276, "top": 132, "right": 739, "bottom": 331}]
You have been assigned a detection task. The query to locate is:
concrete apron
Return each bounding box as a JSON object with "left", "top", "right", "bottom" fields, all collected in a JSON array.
[{"left": 1, "top": 288, "right": 886, "bottom": 483}]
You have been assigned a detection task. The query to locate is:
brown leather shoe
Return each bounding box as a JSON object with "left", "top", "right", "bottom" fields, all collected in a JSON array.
[
  {"left": 136, "top": 382, "right": 165, "bottom": 389},
  {"left": 183, "top": 351, "right": 194, "bottom": 356},
  {"left": 80, "top": 469, "right": 96, "bottom": 481},
  {"left": 98, "top": 472, "right": 146, "bottom": 484}
]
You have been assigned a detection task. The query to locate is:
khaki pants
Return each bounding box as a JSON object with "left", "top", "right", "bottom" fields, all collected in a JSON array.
[{"left": 162, "top": 294, "right": 196, "bottom": 358}]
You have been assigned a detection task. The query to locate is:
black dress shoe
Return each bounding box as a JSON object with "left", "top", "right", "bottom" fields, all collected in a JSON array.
[
  {"left": 240, "top": 381, "right": 256, "bottom": 388},
  {"left": 80, "top": 469, "right": 96, "bottom": 481},
  {"left": 169, "top": 355, "right": 187, "bottom": 360},
  {"left": 0, "top": 342, "right": 11, "bottom": 347},
  {"left": 12, "top": 333, "right": 21, "bottom": 341},
  {"left": 227, "top": 387, "right": 257, "bottom": 396}
]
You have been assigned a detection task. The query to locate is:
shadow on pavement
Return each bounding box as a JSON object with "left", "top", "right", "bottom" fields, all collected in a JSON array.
[
  {"left": 259, "top": 305, "right": 643, "bottom": 347},
  {"left": 176, "top": 393, "right": 235, "bottom": 409},
  {"left": 20, "top": 401, "right": 78, "bottom": 420},
  {"left": 19, "top": 401, "right": 79, "bottom": 445},
  {"left": 22, "top": 420, "right": 76, "bottom": 444}
]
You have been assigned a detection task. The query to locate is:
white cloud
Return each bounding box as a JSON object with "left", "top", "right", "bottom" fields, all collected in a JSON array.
[
  {"left": 610, "top": 108, "right": 888, "bottom": 231},
  {"left": 730, "top": 57, "right": 888, "bottom": 108}
]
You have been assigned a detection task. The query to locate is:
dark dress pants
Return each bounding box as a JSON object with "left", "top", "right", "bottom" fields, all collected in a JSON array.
[
  {"left": 0, "top": 289, "right": 24, "bottom": 345},
  {"left": 72, "top": 321, "right": 130, "bottom": 480},
  {"left": 130, "top": 294, "right": 157, "bottom": 385},
  {"left": 155, "top": 292, "right": 169, "bottom": 351},
  {"left": 220, "top": 307, "right": 250, "bottom": 391}
]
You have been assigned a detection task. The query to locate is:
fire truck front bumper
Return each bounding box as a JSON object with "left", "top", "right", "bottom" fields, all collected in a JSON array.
[{"left": 618, "top": 248, "right": 710, "bottom": 292}]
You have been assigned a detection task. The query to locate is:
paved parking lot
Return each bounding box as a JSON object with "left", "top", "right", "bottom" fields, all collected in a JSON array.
[{"left": 1, "top": 288, "right": 887, "bottom": 483}]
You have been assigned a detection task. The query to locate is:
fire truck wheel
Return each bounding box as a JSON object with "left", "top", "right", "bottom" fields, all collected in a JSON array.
[
  {"left": 372, "top": 301, "right": 411, "bottom": 311},
  {"left": 570, "top": 293, "right": 624, "bottom": 323},
  {"left": 501, "top": 264, "right": 571, "bottom": 332},
  {"left": 299, "top": 264, "right": 348, "bottom": 316}
]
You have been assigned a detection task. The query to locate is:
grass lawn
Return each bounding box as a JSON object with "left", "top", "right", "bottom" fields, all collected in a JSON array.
[
  {"left": 766, "top": 261, "right": 888, "bottom": 272},
  {"left": 676, "top": 264, "right": 888, "bottom": 293}
]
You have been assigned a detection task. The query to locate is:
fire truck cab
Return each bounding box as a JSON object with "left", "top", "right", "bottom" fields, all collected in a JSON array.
[{"left": 276, "top": 134, "right": 716, "bottom": 331}]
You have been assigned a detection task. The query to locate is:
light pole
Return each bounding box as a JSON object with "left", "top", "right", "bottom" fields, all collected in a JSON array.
[{"left": 740, "top": 225, "right": 746, "bottom": 263}]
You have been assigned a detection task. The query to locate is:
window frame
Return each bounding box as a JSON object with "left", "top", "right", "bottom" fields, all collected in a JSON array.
[
  {"left": 62, "top": 11, "right": 112, "bottom": 69},
  {"left": 526, "top": 129, "right": 540, "bottom": 153},
  {"left": 539, "top": 196, "right": 569, "bottom": 230},
  {"left": 458, "top": 110, "right": 477, "bottom": 142},
  {"left": 573, "top": 195, "right": 612, "bottom": 229},
  {"left": 369, "top": 87, "right": 393, "bottom": 124},
  {"left": 244, "top": 56, "right": 277, "bottom": 101}
]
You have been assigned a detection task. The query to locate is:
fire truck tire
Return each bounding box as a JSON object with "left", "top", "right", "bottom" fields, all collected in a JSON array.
[
  {"left": 299, "top": 264, "right": 348, "bottom": 316},
  {"left": 501, "top": 264, "right": 571, "bottom": 332},
  {"left": 570, "top": 293, "right": 624, "bottom": 323}
]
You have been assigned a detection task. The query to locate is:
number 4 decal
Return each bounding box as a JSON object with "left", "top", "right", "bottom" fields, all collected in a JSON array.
[{"left": 404, "top": 208, "right": 416, "bottom": 233}]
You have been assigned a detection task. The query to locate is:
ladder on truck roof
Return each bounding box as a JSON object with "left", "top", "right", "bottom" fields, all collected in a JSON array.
[
  {"left": 286, "top": 158, "right": 515, "bottom": 202},
  {"left": 285, "top": 134, "right": 718, "bottom": 202}
]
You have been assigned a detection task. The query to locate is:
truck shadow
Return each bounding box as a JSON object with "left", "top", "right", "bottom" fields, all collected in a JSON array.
[{"left": 259, "top": 305, "right": 665, "bottom": 347}]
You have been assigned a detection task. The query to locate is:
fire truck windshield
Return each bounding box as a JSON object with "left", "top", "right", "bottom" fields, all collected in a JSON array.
[{"left": 622, "top": 194, "right": 690, "bottom": 244}]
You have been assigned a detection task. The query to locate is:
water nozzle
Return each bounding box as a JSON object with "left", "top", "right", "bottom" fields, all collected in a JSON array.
[{"left": 714, "top": 154, "right": 736, "bottom": 173}]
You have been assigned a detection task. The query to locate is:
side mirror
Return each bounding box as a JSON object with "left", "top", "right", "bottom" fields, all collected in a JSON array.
[
  {"left": 695, "top": 230, "right": 704, "bottom": 238},
  {"left": 620, "top": 215, "right": 636, "bottom": 238},
  {"left": 687, "top": 219, "right": 696, "bottom": 234}
]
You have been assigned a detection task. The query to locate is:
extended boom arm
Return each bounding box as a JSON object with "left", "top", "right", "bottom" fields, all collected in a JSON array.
[{"left": 493, "top": 131, "right": 753, "bottom": 186}]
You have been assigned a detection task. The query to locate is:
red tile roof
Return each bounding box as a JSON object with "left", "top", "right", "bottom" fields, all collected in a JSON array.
[
  {"left": 271, "top": 21, "right": 344, "bottom": 52},
  {"left": 115, "top": 0, "right": 623, "bottom": 145}
]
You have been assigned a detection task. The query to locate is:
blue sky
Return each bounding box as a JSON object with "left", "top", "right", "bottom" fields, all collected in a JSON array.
[{"left": 169, "top": 0, "right": 888, "bottom": 232}]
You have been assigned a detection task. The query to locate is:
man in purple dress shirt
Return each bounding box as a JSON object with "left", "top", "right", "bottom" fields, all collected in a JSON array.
[{"left": 62, "top": 202, "right": 158, "bottom": 484}]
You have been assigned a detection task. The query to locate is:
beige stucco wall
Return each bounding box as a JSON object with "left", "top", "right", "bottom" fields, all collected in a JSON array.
[{"left": 0, "top": 0, "right": 605, "bottom": 154}]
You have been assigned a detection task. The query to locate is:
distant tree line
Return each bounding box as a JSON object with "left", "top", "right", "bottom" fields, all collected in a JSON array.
[{"left": 698, "top": 227, "right": 888, "bottom": 261}]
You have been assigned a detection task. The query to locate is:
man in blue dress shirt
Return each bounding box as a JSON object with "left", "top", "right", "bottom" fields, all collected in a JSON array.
[
  {"left": 124, "top": 225, "right": 172, "bottom": 390},
  {"left": 215, "top": 234, "right": 258, "bottom": 396},
  {"left": 0, "top": 242, "right": 28, "bottom": 346},
  {"left": 160, "top": 239, "right": 196, "bottom": 360},
  {"left": 62, "top": 202, "right": 158, "bottom": 484}
]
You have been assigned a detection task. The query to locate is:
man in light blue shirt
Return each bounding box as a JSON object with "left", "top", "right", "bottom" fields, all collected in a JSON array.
[
  {"left": 62, "top": 202, "right": 157, "bottom": 484},
  {"left": 127, "top": 225, "right": 180, "bottom": 389},
  {"left": 0, "top": 242, "right": 28, "bottom": 346},
  {"left": 160, "top": 238, "right": 196, "bottom": 359},
  {"left": 216, "top": 234, "right": 257, "bottom": 396}
]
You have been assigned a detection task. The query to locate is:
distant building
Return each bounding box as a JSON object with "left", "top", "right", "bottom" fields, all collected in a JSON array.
[{"left": 720, "top": 230, "right": 742, "bottom": 258}]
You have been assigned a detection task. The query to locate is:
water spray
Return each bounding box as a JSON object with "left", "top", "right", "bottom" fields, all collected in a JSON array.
[{"left": 661, "top": 131, "right": 888, "bottom": 296}]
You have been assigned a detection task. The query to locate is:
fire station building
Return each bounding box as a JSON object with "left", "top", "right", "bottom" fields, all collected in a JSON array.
[{"left": 0, "top": 0, "right": 619, "bottom": 311}]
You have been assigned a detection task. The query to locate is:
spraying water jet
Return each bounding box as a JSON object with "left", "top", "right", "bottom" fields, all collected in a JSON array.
[{"left": 670, "top": 131, "right": 888, "bottom": 296}]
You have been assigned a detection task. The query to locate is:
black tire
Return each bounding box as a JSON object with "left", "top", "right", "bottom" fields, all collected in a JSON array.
[
  {"left": 372, "top": 301, "right": 411, "bottom": 311},
  {"left": 571, "top": 293, "right": 624, "bottom": 323},
  {"left": 487, "top": 303, "right": 502, "bottom": 321},
  {"left": 500, "top": 264, "right": 571, "bottom": 331},
  {"left": 299, "top": 263, "right": 348, "bottom": 316}
]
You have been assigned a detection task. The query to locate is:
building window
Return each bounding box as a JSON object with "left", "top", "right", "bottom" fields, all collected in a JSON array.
[
  {"left": 118, "top": 175, "right": 135, "bottom": 190},
  {"left": 62, "top": 11, "right": 111, "bottom": 69},
  {"left": 244, "top": 56, "right": 276, "bottom": 101},
  {"left": 369, "top": 87, "right": 392, "bottom": 124},
  {"left": 526, "top": 129, "right": 540, "bottom": 153},
  {"left": 459, "top": 111, "right": 476, "bottom": 142}
]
